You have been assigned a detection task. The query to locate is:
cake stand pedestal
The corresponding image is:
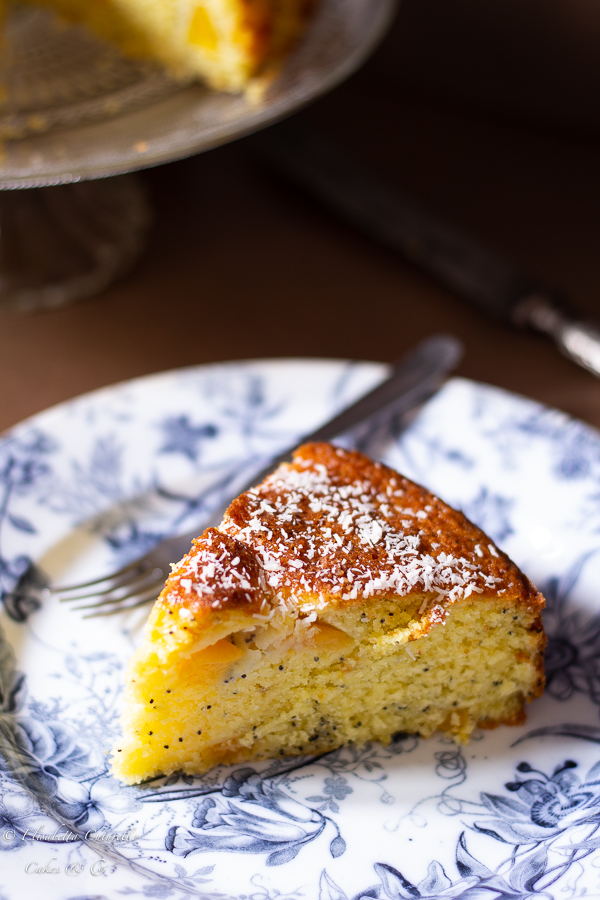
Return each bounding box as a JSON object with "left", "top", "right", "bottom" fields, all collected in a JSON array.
[{"left": 0, "top": 175, "right": 150, "bottom": 313}]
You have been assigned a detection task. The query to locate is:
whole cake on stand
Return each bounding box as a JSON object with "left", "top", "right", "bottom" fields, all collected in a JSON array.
[{"left": 0, "top": 0, "right": 396, "bottom": 311}]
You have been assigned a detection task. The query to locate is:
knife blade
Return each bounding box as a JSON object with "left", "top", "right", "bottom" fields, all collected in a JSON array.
[{"left": 251, "top": 122, "right": 600, "bottom": 379}]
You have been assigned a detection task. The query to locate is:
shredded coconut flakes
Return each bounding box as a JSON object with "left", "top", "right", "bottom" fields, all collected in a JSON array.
[
  {"left": 220, "top": 454, "right": 501, "bottom": 609},
  {"left": 165, "top": 449, "right": 511, "bottom": 616}
]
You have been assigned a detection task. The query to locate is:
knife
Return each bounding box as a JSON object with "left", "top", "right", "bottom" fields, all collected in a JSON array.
[{"left": 250, "top": 122, "right": 600, "bottom": 379}]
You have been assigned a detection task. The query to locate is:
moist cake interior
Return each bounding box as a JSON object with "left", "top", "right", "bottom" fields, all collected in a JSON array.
[{"left": 115, "top": 589, "right": 544, "bottom": 781}]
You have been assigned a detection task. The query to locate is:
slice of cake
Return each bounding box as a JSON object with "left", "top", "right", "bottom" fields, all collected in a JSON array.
[
  {"left": 112, "top": 443, "right": 546, "bottom": 784},
  {"left": 19, "top": 0, "right": 316, "bottom": 92}
]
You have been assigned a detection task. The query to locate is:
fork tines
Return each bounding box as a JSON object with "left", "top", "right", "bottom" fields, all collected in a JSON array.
[{"left": 54, "top": 560, "right": 165, "bottom": 617}]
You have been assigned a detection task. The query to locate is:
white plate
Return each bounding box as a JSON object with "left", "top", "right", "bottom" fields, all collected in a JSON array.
[{"left": 0, "top": 359, "right": 599, "bottom": 900}]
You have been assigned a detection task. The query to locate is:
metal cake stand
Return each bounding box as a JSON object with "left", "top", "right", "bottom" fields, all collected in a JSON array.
[{"left": 0, "top": 0, "right": 396, "bottom": 312}]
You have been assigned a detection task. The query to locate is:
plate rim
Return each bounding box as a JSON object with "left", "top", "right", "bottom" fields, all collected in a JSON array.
[{"left": 1, "top": 358, "right": 600, "bottom": 899}]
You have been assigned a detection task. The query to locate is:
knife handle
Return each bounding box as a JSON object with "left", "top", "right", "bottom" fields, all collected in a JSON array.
[
  {"left": 514, "top": 292, "right": 600, "bottom": 378},
  {"left": 254, "top": 122, "right": 600, "bottom": 381}
]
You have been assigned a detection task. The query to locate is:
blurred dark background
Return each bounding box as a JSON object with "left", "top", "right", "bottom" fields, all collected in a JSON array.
[
  {"left": 2, "top": 0, "right": 600, "bottom": 430},
  {"left": 375, "top": 0, "right": 600, "bottom": 138}
]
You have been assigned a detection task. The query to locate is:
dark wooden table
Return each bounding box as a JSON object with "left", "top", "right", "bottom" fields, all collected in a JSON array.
[{"left": 1, "top": 2, "right": 599, "bottom": 433}]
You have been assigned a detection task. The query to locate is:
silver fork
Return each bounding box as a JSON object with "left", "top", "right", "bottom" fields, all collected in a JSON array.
[{"left": 29, "top": 335, "right": 462, "bottom": 617}]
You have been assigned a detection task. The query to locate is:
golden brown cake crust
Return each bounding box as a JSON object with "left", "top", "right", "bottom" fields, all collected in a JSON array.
[
  {"left": 240, "top": 0, "right": 318, "bottom": 64},
  {"left": 158, "top": 443, "right": 544, "bottom": 625},
  {"left": 160, "top": 528, "right": 274, "bottom": 618},
  {"left": 222, "top": 442, "right": 543, "bottom": 608}
]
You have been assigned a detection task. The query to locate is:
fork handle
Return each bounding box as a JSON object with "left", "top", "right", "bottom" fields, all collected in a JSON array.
[{"left": 159, "top": 334, "right": 462, "bottom": 564}]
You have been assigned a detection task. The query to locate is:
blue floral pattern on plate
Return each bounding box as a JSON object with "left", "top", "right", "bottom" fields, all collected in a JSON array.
[{"left": 0, "top": 360, "right": 600, "bottom": 899}]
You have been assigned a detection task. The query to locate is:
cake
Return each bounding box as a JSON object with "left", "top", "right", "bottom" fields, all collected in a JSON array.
[
  {"left": 112, "top": 443, "right": 546, "bottom": 784},
  {"left": 15, "top": 0, "right": 316, "bottom": 92}
]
